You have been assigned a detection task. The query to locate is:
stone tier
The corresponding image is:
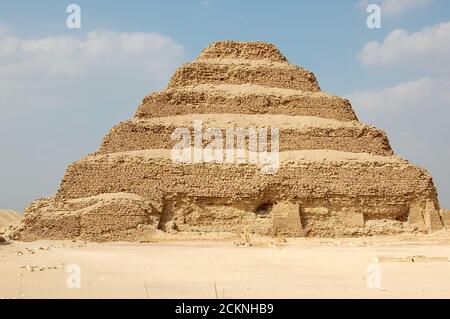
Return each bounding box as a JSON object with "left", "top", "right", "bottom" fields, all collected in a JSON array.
[
  {"left": 167, "top": 61, "right": 320, "bottom": 91},
  {"left": 20, "top": 193, "right": 158, "bottom": 241},
  {"left": 98, "top": 114, "right": 393, "bottom": 156},
  {"left": 197, "top": 40, "right": 288, "bottom": 62},
  {"left": 136, "top": 84, "right": 357, "bottom": 121},
  {"left": 20, "top": 150, "right": 442, "bottom": 240}
]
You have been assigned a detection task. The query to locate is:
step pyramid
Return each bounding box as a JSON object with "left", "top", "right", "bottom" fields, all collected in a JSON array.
[{"left": 19, "top": 41, "right": 444, "bottom": 241}]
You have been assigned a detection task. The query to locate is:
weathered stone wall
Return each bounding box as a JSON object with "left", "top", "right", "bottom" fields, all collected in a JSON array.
[
  {"left": 20, "top": 149, "right": 433, "bottom": 239},
  {"left": 20, "top": 151, "right": 438, "bottom": 240},
  {"left": 98, "top": 118, "right": 392, "bottom": 156},
  {"left": 196, "top": 41, "right": 288, "bottom": 62},
  {"left": 56, "top": 151, "right": 434, "bottom": 203},
  {"left": 20, "top": 193, "right": 159, "bottom": 242},
  {"left": 440, "top": 209, "right": 450, "bottom": 229},
  {"left": 136, "top": 89, "right": 357, "bottom": 121},
  {"left": 167, "top": 62, "right": 320, "bottom": 91},
  {"left": 19, "top": 40, "right": 444, "bottom": 241}
]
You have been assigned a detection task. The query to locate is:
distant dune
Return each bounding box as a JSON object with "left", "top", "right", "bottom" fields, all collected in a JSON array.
[{"left": 0, "top": 210, "right": 21, "bottom": 227}]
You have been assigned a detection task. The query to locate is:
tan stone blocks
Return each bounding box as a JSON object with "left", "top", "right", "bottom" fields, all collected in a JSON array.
[
  {"left": 136, "top": 88, "right": 357, "bottom": 121},
  {"left": 271, "top": 202, "right": 304, "bottom": 236},
  {"left": 440, "top": 209, "right": 450, "bottom": 229},
  {"left": 167, "top": 62, "right": 320, "bottom": 92},
  {"left": 197, "top": 41, "right": 288, "bottom": 62},
  {"left": 19, "top": 40, "right": 441, "bottom": 240}
]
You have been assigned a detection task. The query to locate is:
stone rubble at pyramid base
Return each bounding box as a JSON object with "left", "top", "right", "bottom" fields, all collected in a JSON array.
[{"left": 17, "top": 194, "right": 444, "bottom": 242}]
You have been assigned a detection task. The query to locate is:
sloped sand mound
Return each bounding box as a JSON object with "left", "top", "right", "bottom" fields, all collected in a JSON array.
[{"left": 0, "top": 210, "right": 21, "bottom": 226}]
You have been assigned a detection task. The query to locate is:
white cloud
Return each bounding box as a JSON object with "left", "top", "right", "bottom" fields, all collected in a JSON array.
[
  {"left": 0, "top": 24, "right": 9, "bottom": 35},
  {"left": 0, "top": 30, "right": 184, "bottom": 78},
  {"left": 381, "top": 0, "right": 433, "bottom": 15},
  {"left": 355, "top": 20, "right": 450, "bottom": 207},
  {"left": 358, "top": 21, "right": 450, "bottom": 73},
  {"left": 346, "top": 77, "right": 450, "bottom": 111},
  {"left": 359, "top": 0, "right": 433, "bottom": 16},
  {"left": 0, "top": 29, "right": 185, "bottom": 211},
  {"left": 346, "top": 77, "right": 450, "bottom": 207},
  {"left": 0, "top": 30, "right": 185, "bottom": 117}
]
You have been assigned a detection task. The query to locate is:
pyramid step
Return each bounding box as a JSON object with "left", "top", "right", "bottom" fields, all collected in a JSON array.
[
  {"left": 81, "top": 148, "right": 406, "bottom": 164},
  {"left": 167, "top": 60, "right": 320, "bottom": 92},
  {"left": 136, "top": 84, "right": 357, "bottom": 121},
  {"left": 197, "top": 40, "right": 288, "bottom": 62},
  {"left": 195, "top": 57, "right": 295, "bottom": 69},
  {"left": 56, "top": 150, "right": 434, "bottom": 224},
  {"left": 98, "top": 114, "right": 392, "bottom": 156},
  {"left": 21, "top": 193, "right": 159, "bottom": 241}
]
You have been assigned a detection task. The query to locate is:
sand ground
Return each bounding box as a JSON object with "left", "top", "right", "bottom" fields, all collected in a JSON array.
[
  {"left": 0, "top": 232, "right": 449, "bottom": 299},
  {"left": 0, "top": 210, "right": 20, "bottom": 227}
]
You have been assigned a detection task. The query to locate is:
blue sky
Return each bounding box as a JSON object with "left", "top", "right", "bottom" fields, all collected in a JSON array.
[{"left": 1, "top": 0, "right": 450, "bottom": 211}]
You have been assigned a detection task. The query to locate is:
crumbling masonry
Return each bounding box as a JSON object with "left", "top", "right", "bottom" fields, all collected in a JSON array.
[{"left": 19, "top": 41, "right": 447, "bottom": 241}]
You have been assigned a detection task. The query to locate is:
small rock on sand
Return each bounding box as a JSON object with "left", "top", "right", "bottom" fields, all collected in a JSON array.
[
  {"left": 0, "top": 238, "right": 12, "bottom": 246},
  {"left": 374, "top": 255, "right": 449, "bottom": 263}
]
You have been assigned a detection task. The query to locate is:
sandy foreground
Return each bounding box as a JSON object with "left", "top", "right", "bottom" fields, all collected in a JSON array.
[{"left": 0, "top": 232, "right": 449, "bottom": 299}]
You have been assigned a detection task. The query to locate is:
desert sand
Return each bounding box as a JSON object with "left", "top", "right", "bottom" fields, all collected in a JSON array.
[
  {"left": 0, "top": 210, "right": 21, "bottom": 241},
  {"left": 1, "top": 231, "right": 449, "bottom": 299},
  {"left": 0, "top": 210, "right": 20, "bottom": 227}
]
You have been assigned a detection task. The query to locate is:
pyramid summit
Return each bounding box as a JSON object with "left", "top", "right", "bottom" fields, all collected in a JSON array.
[{"left": 18, "top": 40, "right": 446, "bottom": 241}]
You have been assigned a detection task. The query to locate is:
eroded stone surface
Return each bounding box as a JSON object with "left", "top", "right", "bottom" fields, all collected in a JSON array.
[
  {"left": 18, "top": 40, "right": 444, "bottom": 241},
  {"left": 440, "top": 209, "right": 450, "bottom": 229}
]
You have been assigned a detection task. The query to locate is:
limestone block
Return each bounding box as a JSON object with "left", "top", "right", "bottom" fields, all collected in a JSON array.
[
  {"left": 338, "top": 209, "right": 364, "bottom": 228},
  {"left": 303, "top": 207, "right": 329, "bottom": 215},
  {"left": 271, "top": 202, "right": 303, "bottom": 236},
  {"left": 439, "top": 209, "right": 450, "bottom": 229},
  {"left": 408, "top": 200, "right": 426, "bottom": 230},
  {"left": 22, "top": 210, "right": 80, "bottom": 240},
  {"left": 423, "top": 200, "right": 443, "bottom": 232},
  {"left": 80, "top": 202, "right": 154, "bottom": 235}
]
